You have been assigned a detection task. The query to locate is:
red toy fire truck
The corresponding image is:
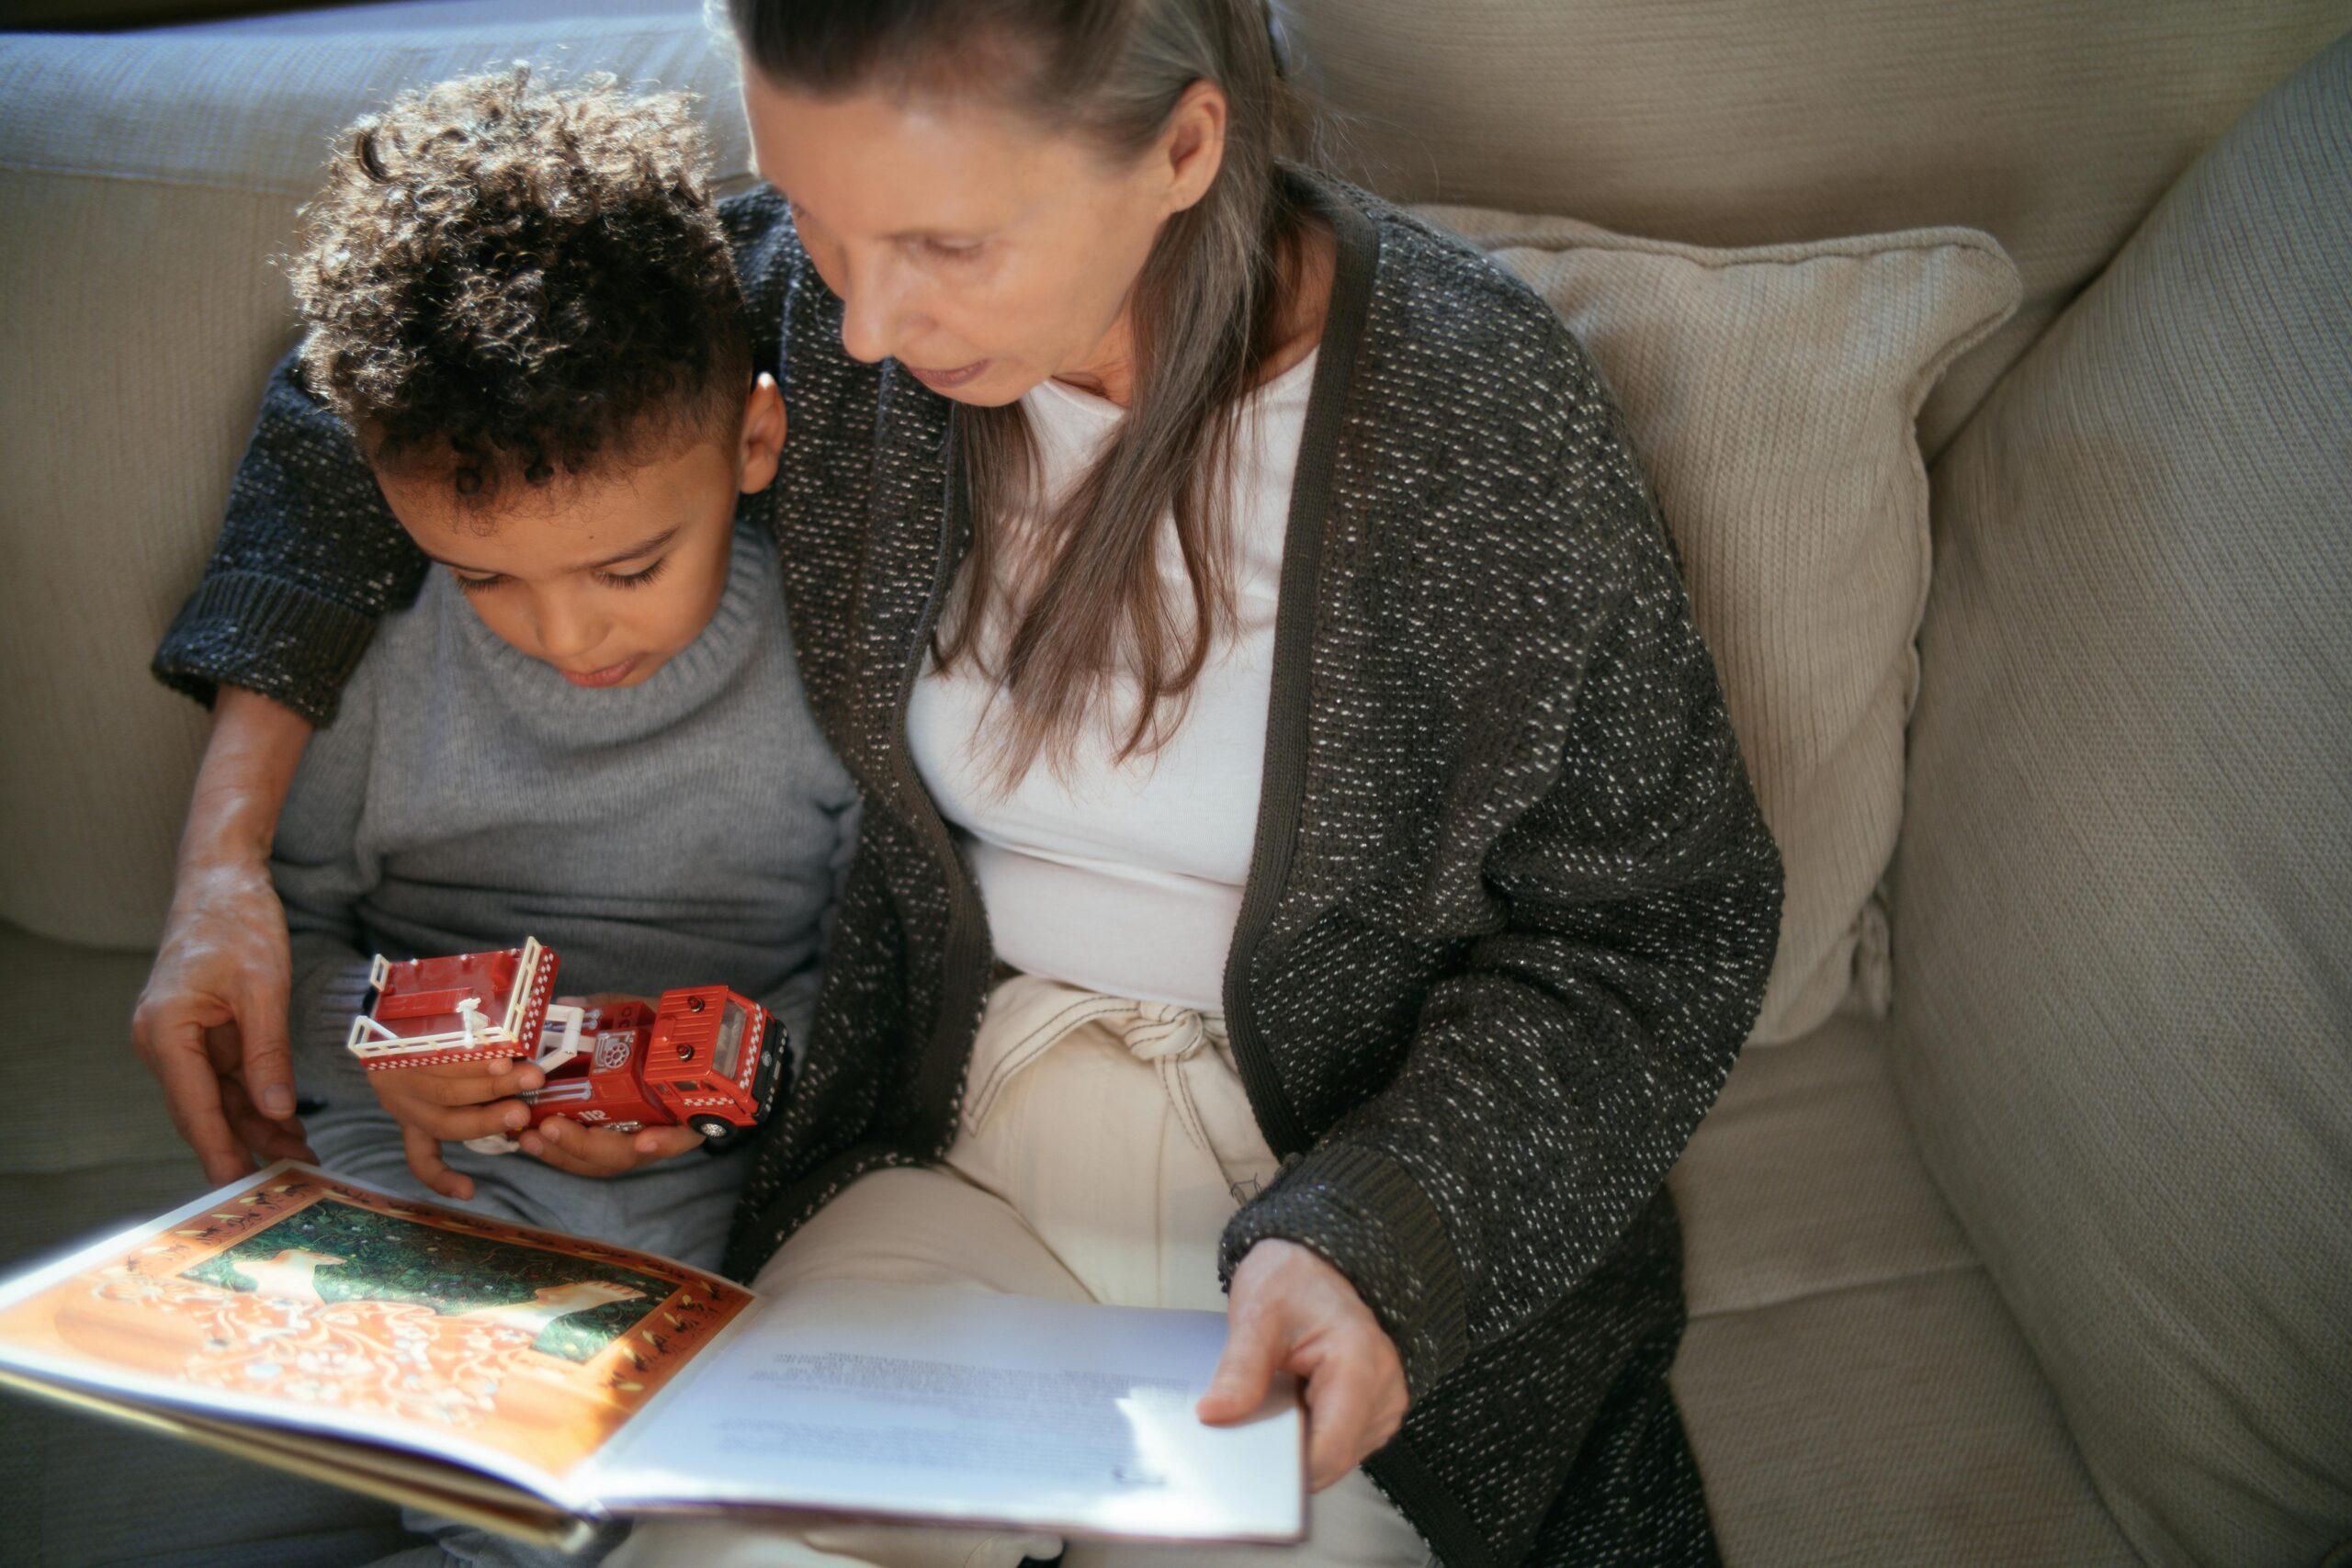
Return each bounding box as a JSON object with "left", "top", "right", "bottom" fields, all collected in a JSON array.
[{"left": 345, "top": 939, "right": 789, "bottom": 1152}]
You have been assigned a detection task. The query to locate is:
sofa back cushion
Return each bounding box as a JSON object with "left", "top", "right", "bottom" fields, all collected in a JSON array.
[
  {"left": 1891, "top": 32, "right": 2352, "bottom": 1563},
  {"left": 1286, "top": 0, "right": 2352, "bottom": 458},
  {"left": 0, "top": 1, "right": 2341, "bottom": 951},
  {"left": 1426, "top": 209, "right": 2015, "bottom": 1043}
]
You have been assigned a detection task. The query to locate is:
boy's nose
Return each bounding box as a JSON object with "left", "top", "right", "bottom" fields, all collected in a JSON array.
[{"left": 532, "top": 596, "right": 603, "bottom": 662}]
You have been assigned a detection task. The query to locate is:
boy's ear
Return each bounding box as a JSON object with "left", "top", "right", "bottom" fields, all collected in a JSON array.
[{"left": 737, "top": 372, "right": 786, "bottom": 495}]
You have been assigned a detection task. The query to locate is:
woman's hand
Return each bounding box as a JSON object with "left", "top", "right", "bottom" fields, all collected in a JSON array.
[
  {"left": 1196, "top": 1238, "right": 1410, "bottom": 1491},
  {"left": 520, "top": 1117, "right": 704, "bottom": 1177},
  {"left": 130, "top": 688, "right": 317, "bottom": 1183}
]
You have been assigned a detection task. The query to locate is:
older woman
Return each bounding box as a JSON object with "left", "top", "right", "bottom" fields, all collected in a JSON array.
[{"left": 134, "top": 2, "right": 1781, "bottom": 1562}]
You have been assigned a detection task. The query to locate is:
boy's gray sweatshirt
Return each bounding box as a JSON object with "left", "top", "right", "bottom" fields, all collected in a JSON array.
[{"left": 273, "top": 515, "right": 859, "bottom": 1087}]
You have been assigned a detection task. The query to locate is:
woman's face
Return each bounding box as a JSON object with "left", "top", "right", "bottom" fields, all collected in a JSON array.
[{"left": 741, "top": 70, "right": 1225, "bottom": 407}]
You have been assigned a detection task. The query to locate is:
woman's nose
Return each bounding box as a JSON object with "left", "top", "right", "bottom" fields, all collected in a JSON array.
[{"left": 835, "top": 253, "right": 910, "bottom": 366}]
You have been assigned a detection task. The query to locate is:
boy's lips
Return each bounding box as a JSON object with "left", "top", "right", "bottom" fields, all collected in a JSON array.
[{"left": 560, "top": 655, "right": 641, "bottom": 688}]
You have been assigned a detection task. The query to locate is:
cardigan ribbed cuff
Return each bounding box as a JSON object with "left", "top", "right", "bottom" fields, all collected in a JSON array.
[
  {"left": 1217, "top": 1139, "right": 1473, "bottom": 1399},
  {"left": 153, "top": 570, "right": 381, "bottom": 727}
]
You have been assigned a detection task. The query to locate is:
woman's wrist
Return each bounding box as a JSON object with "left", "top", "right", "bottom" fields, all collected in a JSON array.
[{"left": 175, "top": 686, "right": 313, "bottom": 876}]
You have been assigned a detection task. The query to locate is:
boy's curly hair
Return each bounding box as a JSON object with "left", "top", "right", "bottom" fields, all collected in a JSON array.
[{"left": 290, "top": 66, "right": 750, "bottom": 503}]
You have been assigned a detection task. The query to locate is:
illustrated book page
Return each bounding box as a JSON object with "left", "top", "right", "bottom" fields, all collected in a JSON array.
[
  {"left": 0, "top": 1162, "right": 753, "bottom": 1516},
  {"left": 0, "top": 1163, "right": 1303, "bottom": 1545}
]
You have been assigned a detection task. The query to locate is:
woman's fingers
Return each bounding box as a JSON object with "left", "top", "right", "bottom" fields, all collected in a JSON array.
[
  {"left": 217, "top": 1068, "right": 316, "bottom": 1165},
  {"left": 1203, "top": 1239, "right": 1411, "bottom": 1489},
  {"left": 225, "top": 968, "right": 297, "bottom": 1123},
  {"left": 1303, "top": 1360, "right": 1376, "bottom": 1491},
  {"left": 1198, "top": 1276, "right": 1287, "bottom": 1424},
  {"left": 136, "top": 1003, "right": 251, "bottom": 1185},
  {"left": 401, "top": 1122, "right": 473, "bottom": 1201}
]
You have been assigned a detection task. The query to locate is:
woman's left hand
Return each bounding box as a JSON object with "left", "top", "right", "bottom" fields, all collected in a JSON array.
[{"left": 1196, "top": 1238, "right": 1409, "bottom": 1490}]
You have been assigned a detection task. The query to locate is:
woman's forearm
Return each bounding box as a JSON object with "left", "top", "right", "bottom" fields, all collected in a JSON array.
[
  {"left": 177, "top": 686, "right": 314, "bottom": 875},
  {"left": 132, "top": 686, "right": 320, "bottom": 1177}
]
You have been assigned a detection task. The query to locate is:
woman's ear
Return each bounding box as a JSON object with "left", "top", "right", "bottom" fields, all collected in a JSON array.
[
  {"left": 738, "top": 372, "right": 786, "bottom": 494},
  {"left": 1158, "top": 78, "right": 1228, "bottom": 217}
]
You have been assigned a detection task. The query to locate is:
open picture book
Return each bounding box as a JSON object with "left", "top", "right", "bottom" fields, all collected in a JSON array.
[{"left": 0, "top": 1162, "right": 1305, "bottom": 1551}]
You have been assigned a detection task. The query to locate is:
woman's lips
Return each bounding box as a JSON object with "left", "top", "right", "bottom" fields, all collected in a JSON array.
[
  {"left": 560, "top": 655, "right": 641, "bottom": 689},
  {"left": 907, "top": 359, "right": 989, "bottom": 391}
]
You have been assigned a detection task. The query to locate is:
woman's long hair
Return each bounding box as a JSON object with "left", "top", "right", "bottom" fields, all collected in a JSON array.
[{"left": 729, "top": 0, "right": 1318, "bottom": 784}]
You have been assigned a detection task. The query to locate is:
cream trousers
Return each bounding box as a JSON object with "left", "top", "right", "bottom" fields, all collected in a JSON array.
[{"left": 609, "top": 975, "right": 1431, "bottom": 1568}]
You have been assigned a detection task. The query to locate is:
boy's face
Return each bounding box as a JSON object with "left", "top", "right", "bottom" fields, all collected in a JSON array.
[{"left": 376, "top": 378, "right": 784, "bottom": 689}]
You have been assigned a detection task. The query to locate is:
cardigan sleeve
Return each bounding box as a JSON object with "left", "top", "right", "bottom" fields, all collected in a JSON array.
[
  {"left": 152, "top": 187, "right": 808, "bottom": 727},
  {"left": 1216, "top": 436, "right": 1785, "bottom": 1397},
  {"left": 151, "top": 352, "right": 422, "bottom": 726}
]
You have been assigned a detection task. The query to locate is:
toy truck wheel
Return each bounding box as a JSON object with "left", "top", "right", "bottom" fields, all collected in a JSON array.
[{"left": 687, "top": 1115, "right": 735, "bottom": 1143}]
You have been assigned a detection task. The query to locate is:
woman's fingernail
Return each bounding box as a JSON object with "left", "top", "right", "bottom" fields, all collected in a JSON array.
[
  {"left": 263, "top": 1087, "right": 295, "bottom": 1118},
  {"left": 505, "top": 1107, "right": 528, "bottom": 1129}
]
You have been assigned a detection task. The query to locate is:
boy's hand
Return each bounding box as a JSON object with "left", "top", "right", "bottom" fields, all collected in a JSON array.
[
  {"left": 369, "top": 1057, "right": 547, "bottom": 1201},
  {"left": 521, "top": 1117, "right": 703, "bottom": 1177}
]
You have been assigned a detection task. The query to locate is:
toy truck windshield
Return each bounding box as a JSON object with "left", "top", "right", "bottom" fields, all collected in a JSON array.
[{"left": 713, "top": 999, "right": 749, "bottom": 1079}]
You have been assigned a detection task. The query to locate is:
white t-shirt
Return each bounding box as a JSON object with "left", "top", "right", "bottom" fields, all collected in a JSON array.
[{"left": 907, "top": 353, "right": 1317, "bottom": 1011}]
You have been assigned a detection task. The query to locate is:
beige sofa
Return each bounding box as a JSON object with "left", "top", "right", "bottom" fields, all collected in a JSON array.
[{"left": 3, "top": 4, "right": 2346, "bottom": 1564}]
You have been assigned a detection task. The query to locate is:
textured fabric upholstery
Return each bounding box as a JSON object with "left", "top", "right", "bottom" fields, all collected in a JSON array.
[
  {"left": 1428, "top": 210, "right": 2015, "bottom": 1041},
  {"left": 1892, "top": 32, "right": 2352, "bottom": 1567},
  {"left": 5, "top": 3, "right": 2346, "bottom": 951},
  {"left": 1669, "top": 1015, "right": 2133, "bottom": 1564},
  {"left": 1282, "top": 0, "right": 2352, "bottom": 457},
  {"left": 0, "top": 920, "right": 406, "bottom": 1564}
]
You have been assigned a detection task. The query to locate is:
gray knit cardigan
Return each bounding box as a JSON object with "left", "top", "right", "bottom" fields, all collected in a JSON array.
[{"left": 156, "top": 173, "right": 1783, "bottom": 1567}]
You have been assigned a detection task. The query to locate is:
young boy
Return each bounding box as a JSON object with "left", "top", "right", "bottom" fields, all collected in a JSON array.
[{"left": 270, "top": 67, "right": 854, "bottom": 1290}]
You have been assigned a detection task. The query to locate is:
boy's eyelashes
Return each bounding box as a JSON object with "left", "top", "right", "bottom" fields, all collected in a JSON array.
[
  {"left": 448, "top": 557, "right": 670, "bottom": 593},
  {"left": 597, "top": 556, "right": 671, "bottom": 590}
]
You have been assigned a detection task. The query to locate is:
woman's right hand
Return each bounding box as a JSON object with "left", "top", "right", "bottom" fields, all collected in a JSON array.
[
  {"left": 131, "top": 849, "right": 315, "bottom": 1183},
  {"left": 130, "top": 687, "right": 320, "bottom": 1184}
]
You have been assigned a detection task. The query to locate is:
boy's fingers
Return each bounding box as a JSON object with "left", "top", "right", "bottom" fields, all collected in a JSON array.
[
  {"left": 400, "top": 1098, "right": 533, "bottom": 1142},
  {"left": 480, "top": 1061, "right": 545, "bottom": 1097},
  {"left": 519, "top": 1122, "right": 612, "bottom": 1178},
  {"left": 401, "top": 1123, "right": 472, "bottom": 1201},
  {"left": 637, "top": 1127, "right": 705, "bottom": 1161}
]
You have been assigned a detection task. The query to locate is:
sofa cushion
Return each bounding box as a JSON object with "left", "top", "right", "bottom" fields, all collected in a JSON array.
[
  {"left": 1283, "top": 0, "right": 2352, "bottom": 457},
  {"left": 0, "top": 920, "right": 409, "bottom": 1564},
  {"left": 1669, "top": 1015, "right": 2132, "bottom": 1564},
  {"left": 1674, "top": 1273, "right": 2135, "bottom": 1567},
  {"left": 1892, "top": 31, "right": 2352, "bottom": 1566},
  {"left": 1668, "top": 1013, "right": 1976, "bottom": 1318},
  {"left": 1429, "top": 209, "right": 2015, "bottom": 1040}
]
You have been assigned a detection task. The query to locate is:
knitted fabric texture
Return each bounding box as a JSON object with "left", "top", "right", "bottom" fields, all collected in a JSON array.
[
  {"left": 155, "top": 174, "right": 1783, "bottom": 1568},
  {"left": 270, "top": 516, "right": 859, "bottom": 1077}
]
